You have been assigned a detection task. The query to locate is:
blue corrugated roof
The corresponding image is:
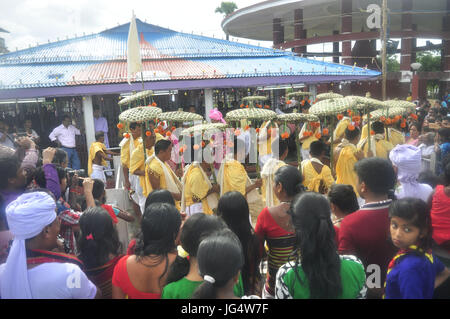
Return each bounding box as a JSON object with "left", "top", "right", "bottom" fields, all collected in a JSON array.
[{"left": 0, "top": 19, "right": 380, "bottom": 91}]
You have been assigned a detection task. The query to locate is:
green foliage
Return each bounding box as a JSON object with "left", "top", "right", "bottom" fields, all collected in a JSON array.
[
  {"left": 386, "top": 54, "right": 400, "bottom": 72},
  {"left": 215, "top": 2, "right": 238, "bottom": 17},
  {"left": 415, "top": 50, "right": 441, "bottom": 72}
]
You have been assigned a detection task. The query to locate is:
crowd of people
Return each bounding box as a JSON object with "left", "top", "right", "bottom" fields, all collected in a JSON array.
[{"left": 0, "top": 95, "right": 449, "bottom": 300}]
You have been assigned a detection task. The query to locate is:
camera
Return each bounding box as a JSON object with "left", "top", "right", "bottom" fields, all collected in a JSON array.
[{"left": 65, "top": 168, "right": 87, "bottom": 187}]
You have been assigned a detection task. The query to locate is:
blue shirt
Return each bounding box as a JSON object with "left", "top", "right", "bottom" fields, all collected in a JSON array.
[
  {"left": 385, "top": 253, "right": 445, "bottom": 299},
  {"left": 440, "top": 142, "right": 450, "bottom": 159}
]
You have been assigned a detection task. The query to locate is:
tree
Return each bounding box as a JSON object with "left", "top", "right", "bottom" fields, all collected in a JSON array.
[
  {"left": 415, "top": 50, "right": 441, "bottom": 72},
  {"left": 215, "top": 2, "right": 238, "bottom": 40}
]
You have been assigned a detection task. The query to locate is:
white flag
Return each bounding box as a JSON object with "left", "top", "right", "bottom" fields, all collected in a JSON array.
[{"left": 127, "top": 11, "right": 142, "bottom": 85}]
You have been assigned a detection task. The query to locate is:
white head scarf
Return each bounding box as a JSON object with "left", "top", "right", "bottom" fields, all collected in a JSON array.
[
  {"left": 1, "top": 192, "right": 56, "bottom": 299},
  {"left": 389, "top": 144, "right": 423, "bottom": 198}
]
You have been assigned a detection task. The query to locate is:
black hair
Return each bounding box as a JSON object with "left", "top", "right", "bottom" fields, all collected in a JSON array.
[
  {"left": 217, "top": 191, "right": 262, "bottom": 295},
  {"left": 52, "top": 148, "right": 68, "bottom": 167},
  {"left": 95, "top": 131, "right": 105, "bottom": 141},
  {"left": 345, "top": 126, "right": 361, "bottom": 141},
  {"left": 274, "top": 165, "right": 305, "bottom": 198},
  {"left": 328, "top": 184, "right": 359, "bottom": 215},
  {"left": 309, "top": 140, "right": 327, "bottom": 157},
  {"left": 388, "top": 198, "right": 433, "bottom": 251},
  {"left": 438, "top": 127, "right": 450, "bottom": 143},
  {"left": 372, "top": 121, "right": 385, "bottom": 134},
  {"left": 354, "top": 157, "right": 397, "bottom": 197},
  {"left": 409, "top": 121, "right": 421, "bottom": 132},
  {"left": 34, "top": 166, "right": 66, "bottom": 190},
  {"left": 0, "top": 146, "right": 20, "bottom": 189},
  {"left": 418, "top": 170, "right": 442, "bottom": 189},
  {"left": 92, "top": 179, "right": 105, "bottom": 202},
  {"left": 445, "top": 162, "right": 450, "bottom": 186},
  {"left": 191, "top": 229, "right": 244, "bottom": 299},
  {"left": 144, "top": 189, "right": 175, "bottom": 209},
  {"left": 135, "top": 203, "right": 181, "bottom": 285},
  {"left": 289, "top": 192, "right": 341, "bottom": 299},
  {"left": 155, "top": 139, "right": 172, "bottom": 155},
  {"left": 62, "top": 114, "right": 71, "bottom": 121},
  {"left": 129, "top": 122, "right": 140, "bottom": 130},
  {"left": 77, "top": 206, "right": 121, "bottom": 269},
  {"left": 165, "top": 214, "right": 226, "bottom": 285}
]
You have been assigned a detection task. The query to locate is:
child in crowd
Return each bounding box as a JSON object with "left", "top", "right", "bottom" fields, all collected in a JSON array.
[
  {"left": 276, "top": 192, "right": 366, "bottom": 299},
  {"left": 385, "top": 198, "right": 450, "bottom": 298},
  {"left": 338, "top": 157, "right": 398, "bottom": 299},
  {"left": 328, "top": 184, "right": 359, "bottom": 244},
  {"left": 78, "top": 207, "right": 124, "bottom": 299},
  {"left": 191, "top": 229, "right": 259, "bottom": 299},
  {"left": 161, "top": 214, "right": 226, "bottom": 299}
]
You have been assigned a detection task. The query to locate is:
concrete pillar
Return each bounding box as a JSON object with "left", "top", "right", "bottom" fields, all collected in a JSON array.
[
  {"left": 341, "top": 0, "right": 352, "bottom": 65},
  {"left": 204, "top": 89, "right": 213, "bottom": 122},
  {"left": 400, "top": 0, "right": 413, "bottom": 71},
  {"left": 333, "top": 30, "right": 340, "bottom": 64},
  {"left": 293, "top": 9, "right": 306, "bottom": 54},
  {"left": 82, "top": 96, "right": 95, "bottom": 148},
  {"left": 273, "top": 18, "right": 284, "bottom": 46}
]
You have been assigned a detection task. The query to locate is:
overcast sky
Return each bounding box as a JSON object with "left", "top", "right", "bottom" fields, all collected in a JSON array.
[{"left": 0, "top": 0, "right": 272, "bottom": 52}]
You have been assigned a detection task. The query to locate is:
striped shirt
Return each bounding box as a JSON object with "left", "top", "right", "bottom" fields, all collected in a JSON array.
[{"left": 255, "top": 207, "right": 296, "bottom": 297}]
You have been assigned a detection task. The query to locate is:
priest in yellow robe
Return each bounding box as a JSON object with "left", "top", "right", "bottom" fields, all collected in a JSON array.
[
  {"left": 147, "top": 139, "right": 183, "bottom": 210},
  {"left": 358, "top": 121, "right": 394, "bottom": 159},
  {"left": 88, "top": 131, "right": 118, "bottom": 182},
  {"left": 301, "top": 140, "right": 335, "bottom": 194}
]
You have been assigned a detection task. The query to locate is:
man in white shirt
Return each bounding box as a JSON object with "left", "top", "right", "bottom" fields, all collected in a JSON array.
[{"left": 49, "top": 115, "right": 81, "bottom": 169}]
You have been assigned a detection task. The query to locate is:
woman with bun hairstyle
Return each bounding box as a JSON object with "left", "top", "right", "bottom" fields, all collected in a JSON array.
[
  {"left": 78, "top": 206, "right": 123, "bottom": 299},
  {"left": 255, "top": 165, "right": 305, "bottom": 299}
]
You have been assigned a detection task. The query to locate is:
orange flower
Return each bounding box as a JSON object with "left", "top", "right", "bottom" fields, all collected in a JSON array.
[
  {"left": 322, "top": 128, "right": 329, "bottom": 136},
  {"left": 400, "top": 122, "right": 406, "bottom": 128},
  {"left": 303, "top": 131, "right": 309, "bottom": 137},
  {"left": 380, "top": 116, "right": 386, "bottom": 122},
  {"left": 267, "top": 128, "right": 271, "bottom": 135},
  {"left": 124, "top": 133, "right": 130, "bottom": 139},
  {"left": 245, "top": 105, "right": 249, "bottom": 108},
  {"left": 151, "top": 102, "right": 157, "bottom": 107},
  {"left": 286, "top": 100, "right": 292, "bottom": 105},
  {"left": 410, "top": 113, "right": 418, "bottom": 120},
  {"left": 315, "top": 133, "right": 322, "bottom": 139},
  {"left": 352, "top": 116, "right": 361, "bottom": 122},
  {"left": 166, "top": 131, "right": 172, "bottom": 137},
  {"left": 264, "top": 105, "right": 270, "bottom": 109},
  {"left": 235, "top": 129, "right": 241, "bottom": 136},
  {"left": 171, "top": 126, "right": 176, "bottom": 131},
  {"left": 240, "top": 104, "right": 245, "bottom": 108},
  {"left": 370, "top": 130, "right": 375, "bottom": 135},
  {"left": 281, "top": 132, "right": 289, "bottom": 139},
  {"left": 301, "top": 100, "right": 305, "bottom": 106},
  {"left": 117, "top": 123, "right": 124, "bottom": 129},
  {"left": 201, "top": 141, "right": 206, "bottom": 147},
  {"left": 256, "top": 128, "right": 260, "bottom": 133},
  {"left": 245, "top": 125, "right": 250, "bottom": 131},
  {"left": 337, "top": 114, "right": 344, "bottom": 120},
  {"left": 385, "top": 118, "right": 392, "bottom": 125},
  {"left": 308, "top": 100, "right": 311, "bottom": 104},
  {"left": 347, "top": 110, "right": 353, "bottom": 116},
  {"left": 154, "top": 128, "right": 160, "bottom": 134},
  {"left": 347, "top": 124, "right": 355, "bottom": 131},
  {"left": 193, "top": 144, "right": 200, "bottom": 150},
  {"left": 179, "top": 147, "right": 185, "bottom": 154},
  {"left": 145, "top": 131, "right": 152, "bottom": 137}
]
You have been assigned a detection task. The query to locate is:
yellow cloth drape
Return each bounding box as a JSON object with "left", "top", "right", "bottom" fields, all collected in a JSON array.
[
  {"left": 88, "top": 141, "right": 107, "bottom": 176},
  {"left": 183, "top": 165, "right": 214, "bottom": 215},
  {"left": 148, "top": 157, "right": 181, "bottom": 210},
  {"left": 335, "top": 144, "right": 359, "bottom": 195},
  {"left": 362, "top": 139, "right": 394, "bottom": 159},
  {"left": 261, "top": 160, "right": 286, "bottom": 206},
  {"left": 302, "top": 160, "right": 335, "bottom": 193},
  {"left": 299, "top": 124, "right": 320, "bottom": 150},
  {"left": 386, "top": 128, "right": 405, "bottom": 147},
  {"left": 333, "top": 117, "right": 351, "bottom": 140},
  {"left": 222, "top": 160, "right": 248, "bottom": 196},
  {"left": 130, "top": 144, "right": 154, "bottom": 197},
  {"left": 258, "top": 121, "right": 274, "bottom": 157},
  {"left": 120, "top": 138, "right": 141, "bottom": 168}
]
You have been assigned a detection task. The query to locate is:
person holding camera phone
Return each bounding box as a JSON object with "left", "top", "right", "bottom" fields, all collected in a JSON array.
[{"left": 49, "top": 115, "right": 81, "bottom": 169}]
